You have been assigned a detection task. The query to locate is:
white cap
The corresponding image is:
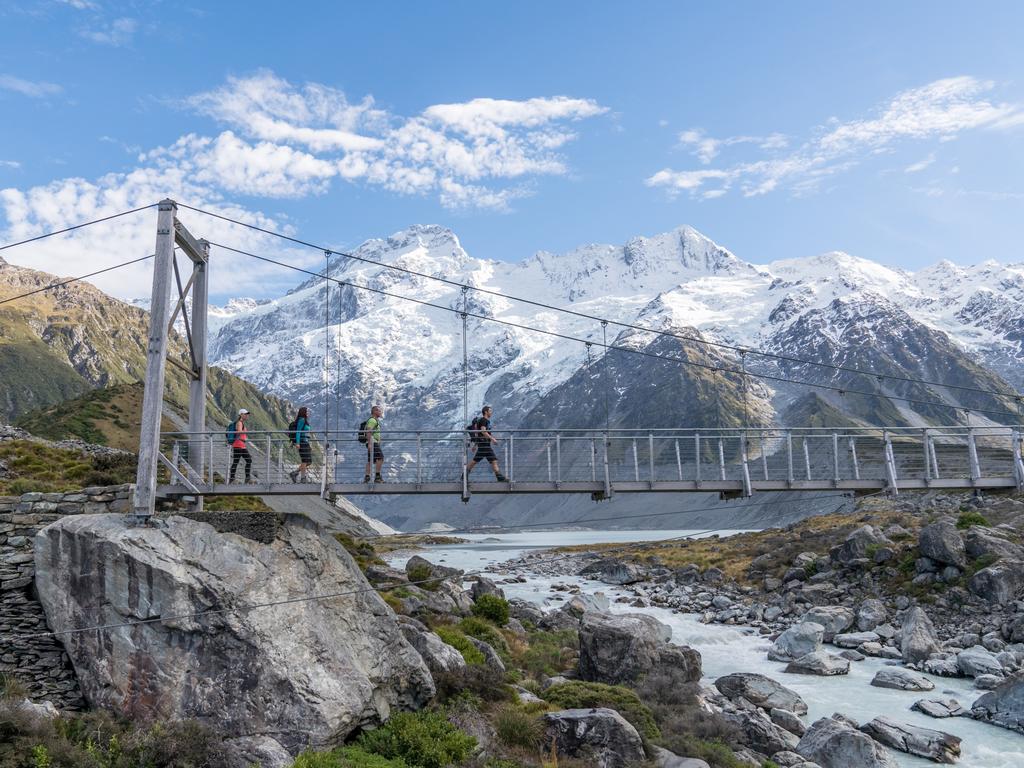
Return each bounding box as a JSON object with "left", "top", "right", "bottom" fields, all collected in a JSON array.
[{"left": 238, "top": 408, "right": 249, "bottom": 416}]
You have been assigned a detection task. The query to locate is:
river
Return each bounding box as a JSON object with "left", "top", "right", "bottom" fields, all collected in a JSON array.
[{"left": 387, "top": 530, "right": 1024, "bottom": 768}]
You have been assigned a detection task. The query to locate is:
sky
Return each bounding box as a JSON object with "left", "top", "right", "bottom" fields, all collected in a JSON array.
[{"left": 1, "top": 1, "right": 1023, "bottom": 302}]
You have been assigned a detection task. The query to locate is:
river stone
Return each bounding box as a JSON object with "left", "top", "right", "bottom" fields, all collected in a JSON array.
[
  {"left": 924, "top": 658, "right": 961, "bottom": 677},
  {"left": 715, "top": 672, "right": 808, "bottom": 714},
  {"left": 769, "top": 622, "right": 824, "bottom": 662},
  {"left": 968, "top": 561, "right": 1024, "bottom": 604},
  {"left": 796, "top": 716, "right": 898, "bottom": 768},
  {"left": 901, "top": 606, "right": 940, "bottom": 663},
  {"left": 834, "top": 631, "right": 880, "bottom": 648},
  {"left": 870, "top": 668, "right": 935, "bottom": 691},
  {"left": 958, "top": 645, "right": 1004, "bottom": 678},
  {"left": 770, "top": 708, "right": 807, "bottom": 737},
  {"left": 801, "top": 607, "right": 854, "bottom": 642},
  {"left": 857, "top": 599, "right": 888, "bottom": 631},
  {"left": 912, "top": 698, "right": 967, "bottom": 718},
  {"left": 34, "top": 514, "right": 434, "bottom": 756},
  {"left": 784, "top": 651, "right": 850, "bottom": 676},
  {"left": 542, "top": 708, "right": 646, "bottom": 768},
  {"left": 579, "top": 557, "right": 646, "bottom": 585},
  {"left": 918, "top": 522, "right": 967, "bottom": 568},
  {"left": 972, "top": 673, "right": 1024, "bottom": 733},
  {"left": 579, "top": 611, "right": 699, "bottom": 685},
  {"left": 860, "top": 716, "right": 961, "bottom": 764},
  {"left": 722, "top": 707, "right": 800, "bottom": 755},
  {"left": 975, "top": 674, "right": 1005, "bottom": 690},
  {"left": 563, "top": 592, "right": 612, "bottom": 619}
]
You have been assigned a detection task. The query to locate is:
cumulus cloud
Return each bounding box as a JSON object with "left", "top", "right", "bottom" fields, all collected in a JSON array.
[
  {"left": 0, "top": 74, "right": 62, "bottom": 98},
  {"left": 648, "top": 77, "right": 1024, "bottom": 199},
  {"left": 80, "top": 17, "right": 137, "bottom": 46}
]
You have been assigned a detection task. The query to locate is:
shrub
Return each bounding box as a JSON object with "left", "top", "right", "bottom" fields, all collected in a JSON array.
[
  {"left": 458, "top": 617, "right": 510, "bottom": 661},
  {"left": 356, "top": 711, "right": 476, "bottom": 768},
  {"left": 514, "top": 630, "right": 579, "bottom": 680},
  {"left": 293, "top": 746, "right": 409, "bottom": 767},
  {"left": 493, "top": 705, "right": 544, "bottom": 750},
  {"left": 380, "top": 592, "right": 405, "bottom": 614},
  {"left": 433, "top": 664, "right": 513, "bottom": 704},
  {"left": 335, "top": 535, "right": 386, "bottom": 572},
  {"left": 405, "top": 563, "right": 438, "bottom": 590},
  {"left": 541, "top": 681, "right": 659, "bottom": 740},
  {"left": 957, "top": 511, "right": 990, "bottom": 529},
  {"left": 434, "top": 626, "right": 486, "bottom": 666},
  {"left": 471, "top": 595, "right": 510, "bottom": 626}
]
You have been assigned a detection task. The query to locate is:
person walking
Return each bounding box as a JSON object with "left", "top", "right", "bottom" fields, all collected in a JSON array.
[
  {"left": 229, "top": 408, "right": 252, "bottom": 484},
  {"left": 466, "top": 405, "right": 508, "bottom": 482},
  {"left": 289, "top": 406, "right": 313, "bottom": 483},
  {"left": 363, "top": 404, "right": 384, "bottom": 483}
]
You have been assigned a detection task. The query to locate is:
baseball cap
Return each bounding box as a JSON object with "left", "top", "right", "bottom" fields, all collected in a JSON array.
[{"left": 238, "top": 408, "right": 249, "bottom": 416}]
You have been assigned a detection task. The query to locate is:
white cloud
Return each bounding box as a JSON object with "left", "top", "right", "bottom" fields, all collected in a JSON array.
[
  {"left": 59, "top": 0, "right": 100, "bottom": 8},
  {"left": 80, "top": 17, "right": 137, "bottom": 46},
  {"left": 0, "top": 161, "right": 20, "bottom": 169},
  {"left": 648, "top": 77, "right": 1024, "bottom": 199},
  {"left": 0, "top": 74, "right": 62, "bottom": 98},
  {"left": 904, "top": 152, "right": 936, "bottom": 173}
]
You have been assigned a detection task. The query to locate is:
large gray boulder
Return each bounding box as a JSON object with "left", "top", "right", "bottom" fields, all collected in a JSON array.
[
  {"left": 832, "top": 526, "right": 890, "bottom": 565},
  {"left": 860, "top": 717, "right": 961, "bottom": 764},
  {"left": 968, "top": 561, "right": 1024, "bottom": 604},
  {"left": 34, "top": 514, "right": 434, "bottom": 756},
  {"left": 715, "top": 672, "right": 808, "bottom": 714},
  {"left": 912, "top": 698, "right": 967, "bottom": 718},
  {"left": 801, "top": 607, "right": 855, "bottom": 642},
  {"left": 918, "top": 522, "right": 966, "bottom": 568},
  {"left": 580, "top": 557, "right": 647, "bottom": 585},
  {"left": 856, "top": 599, "right": 888, "bottom": 632},
  {"left": 404, "top": 553, "right": 463, "bottom": 582},
  {"left": 784, "top": 651, "right": 850, "bottom": 676},
  {"left": 769, "top": 622, "right": 824, "bottom": 662},
  {"left": 901, "top": 606, "right": 940, "bottom": 663},
  {"left": 721, "top": 707, "right": 799, "bottom": 755},
  {"left": 579, "top": 612, "right": 700, "bottom": 685},
  {"left": 470, "top": 576, "right": 505, "bottom": 601},
  {"left": 964, "top": 527, "right": 1024, "bottom": 561},
  {"left": 797, "top": 716, "right": 897, "bottom": 768},
  {"left": 650, "top": 746, "right": 711, "bottom": 767},
  {"left": 871, "top": 668, "right": 935, "bottom": 692},
  {"left": 542, "top": 708, "right": 646, "bottom": 768},
  {"left": 972, "top": 672, "right": 1024, "bottom": 733},
  {"left": 957, "top": 645, "right": 1004, "bottom": 678},
  {"left": 398, "top": 620, "right": 467, "bottom": 676}
]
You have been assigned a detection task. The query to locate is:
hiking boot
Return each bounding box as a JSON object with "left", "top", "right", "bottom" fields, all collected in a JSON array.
[
  {"left": 288, "top": 470, "right": 299, "bottom": 483},
  {"left": 374, "top": 474, "right": 384, "bottom": 483},
  {"left": 244, "top": 476, "right": 252, "bottom": 484},
  {"left": 495, "top": 473, "right": 508, "bottom": 482},
  {"left": 363, "top": 474, "right": 371, "bottom": 483}
]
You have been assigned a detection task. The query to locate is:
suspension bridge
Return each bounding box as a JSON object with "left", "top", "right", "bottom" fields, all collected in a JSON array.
[{"left": 2, "top": 199, "right": 1023, "bottom": 520}]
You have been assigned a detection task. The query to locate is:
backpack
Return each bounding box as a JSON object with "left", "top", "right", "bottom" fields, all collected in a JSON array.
[
  {"left": 357, "top": 420, "right": 369, "bottom": 444},
  {"left": 225, "top": 422, "right": 237, "bottom": 446},
  {"left": 466, "top": 417, "right": 485, "bottom": 444},
  {"left": 287, "top": 418, "right": 299, "bottom": 445}
]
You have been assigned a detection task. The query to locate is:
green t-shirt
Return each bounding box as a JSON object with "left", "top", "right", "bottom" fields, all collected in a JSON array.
[{"left": 365, "top": 416, "right": 381, "bottom": 443}]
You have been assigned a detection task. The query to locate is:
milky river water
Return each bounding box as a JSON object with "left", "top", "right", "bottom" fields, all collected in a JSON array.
[{"left": 388, "top": 531, "right": 1024, "bottom": 768}]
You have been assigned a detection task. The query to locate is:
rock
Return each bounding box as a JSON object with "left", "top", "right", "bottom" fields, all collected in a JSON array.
[
  {"left": 784, "top": 651, "right": 850, "bottom": 676},
  {"left": 912, "top": 698, "right": 967, "bottom": 718},
  {"left": 34, "top": 514, "right": 434, "bottom": 754},
  {"left": 399, "top": 622, "right": 466, "bottom": 676},
  {"left": 715, "top": 672, "right": 808, "bottom": 714},
  {"left": 923, "top": 658, "right": 961, "bottom": 677},
  {"left": 870, "top": 668, "right": 935, "bottom": 691},
  {"left": 562, "top": 592, "right": 611, "bottom": 619},
  {"left": 722, "top": 707, "right": 800, "bottom": 755},
  {"left": 12, "top": 698, "right": 59, "bottom": 721},
  {"left": 404, "top": 553, "right": 463, "bottom": 582},
  {"left": 223, "top": 736, "right": 292, "bottom": 768},
  {"left": 968, "top": 561, "right": 1024, "bottom": 604},
  {"left": 771, "top": 707, "right": 808, "bottom": 737},
  {"left": 972, "top": 673, "right": 1024, "bottom": 733},
  {"left": 467, "top": 636, "right": 506, "bottom": 675},
  {"left": 470, "top": 576, "right": 505, "bottom": 601},
  {"left": 857, "top": 599, "right": 888, "bottom": 632},
  {"left": 797, "top": 716, "right": 898, "bottom": 768},
  {"left": 874, "top": 623, "right": 897, "bottom": 640},
  {"left": 975, "top": 674, "right": 1004, "bottom": 690},
  {"left": 918, "top": 522, "right": 967, "bottom": 568},
  {"left": 801, "top": 607, "right": 854, "bottom": 642},
  {"left": 542, "top": 708, "right": 646, "bottom": 768},
  {"left": 901, "top": 607, "right": 940, "bottom": 663},
  {"left": 508, "top": 598, "right": 545, "bottom": 625},
  {"left": 834, "top": 631, "right": 879, "bottom": 648},
  {"left": 964, "top": 527, "right": 1024, "bottom": 561},
  {"left": 832, "top": 526, "right": 891, "bottom": 565},
  {"left": 839, "top": 649, "right": 865, "bottom": 662},
  {"left": 860, "top": 717, "right": 961, "bottom": 764},
  {"left": 650, "top": 745, "right": 711, "bottom": 768},
  {"left": 580, "top": 558, "right": 646, "bottom": 585},
  {"left": 958, "top": 645, "right": 1004, "bottom": 678},
  {"left": 515, "top": 685, "right": 543, "bottom": 705},
  {"left": 769, "top": 622, "right": 824, "bottom": 662},
  {"left": 578, "top": 612, "right": 699, "bottom": 686}
]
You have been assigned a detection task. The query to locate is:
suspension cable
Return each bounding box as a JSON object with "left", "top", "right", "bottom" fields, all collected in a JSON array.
[
  {"left": 0, "top": 204, "right": 157, "bottom": 253},
  {"left": 0, "top": 254, "right": 157, "bottom": 306}
]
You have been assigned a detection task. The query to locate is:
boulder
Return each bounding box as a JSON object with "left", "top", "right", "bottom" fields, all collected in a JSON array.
[
  {"left": 650, "top": 746, "right": 711, "bottom": 767},
  {"left": 508, "top": 598, "right": 545, "bottom": 625},
  {"left": 768, "top": 622, "right": 824, "bottom": 662},
  {"left": 912, "top": 698, "right": 966, "bottom": 718},
  {"left": 771, "top": 707, "right": 808, "bottom": 737},
  {"left": 918, "top": 522, "right": 967, "bottom": 568},
  {"left": 579, "top": 558, "right": 647, "bottom": 585},
  {"left": 579, "top": 612, "right": 699, "bottom": 686},
  {"left": 870, "top": 668, "right": 935, "bottom": 691},
  {"left": 832, "top": 526, "right": 890, "bottom": 565},
  {"left": 542, "top": 708, "right": 646, "bottom": 768},
  {"left": 972, "top": 673, "right": 1024, "bottom": 733},
  {"left": 470, "top": 576, "right": 505, "bottom": 601},
  {"left": 797, "top": 716, "right": 898, "bottom": 768},
  {"left": 34, "top": 514, "right": 434, "bottom": 756},
  {"left": 964, "top": 527, "right": 1024, "bottom": 561},
  {"left": 923, "top": 658, "right": 961, "bottom": 677},
  {"left": 784, "top": 651, "right": 850, "bottom": 676},
  {"left": 722, "top": 707, "right": 799, "bottom": 755},
  {"left": 224, "top": 736, "right": 292, "bottom": 768},
  {"left": 900, "top": 606, "right": 940, "bottom": 663},
  {"left": 975, "top": 674, "right": 1004, "bottom": 690},
  {"left": 860, "top": 717, "right": 961, "bottom": 764},
  {"left": 404, "top": 553, "right": 463, "bottom": 582},
  {"left": 467, "top": 636, "right": 506, "bottom": 675},
  {"left": 801, "top": 607, "right": 854, "bottom": 642},
  {"left": 957, "top": 645, "right": 1004, "bottom": 678},
  {"left": 398, "top": 622, "right": 467, "bottom": 676},
  {"left": 715, "top": 672, "right": 808, "bottom": 714},
  {"left": 856, "top": 599, "right": 888, "bottom": 632},
  {"left": 562, "top": 592, "right": 612, "bottom": 619},
  {"left": 968, "top": 561, "right": 1024, "bottom": 604},
  {"left": 834, "top": 631, "right": 879, "bottom": 648}
]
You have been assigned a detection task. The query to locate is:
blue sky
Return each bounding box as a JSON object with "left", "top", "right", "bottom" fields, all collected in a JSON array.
[{"left": 1, "top": 1, "right": 1023, "bottom": 301}]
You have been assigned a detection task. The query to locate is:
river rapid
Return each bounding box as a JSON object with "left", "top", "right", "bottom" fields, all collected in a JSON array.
[{"left": 388, "top": 530, "right": 1024, "bottom": 768}]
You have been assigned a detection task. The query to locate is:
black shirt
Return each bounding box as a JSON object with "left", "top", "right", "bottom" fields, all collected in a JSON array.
[{"left": 475, "top": 416, "right": 491, "bottom": 442}]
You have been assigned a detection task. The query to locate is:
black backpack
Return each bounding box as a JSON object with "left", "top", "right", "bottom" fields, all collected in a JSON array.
[
  {"left": 466, "top": 417, "right": 486, "bottom": 444},
  {"left": 357, "top": 420, "right": 369, "bottom": 444},
  {"left": 287, "top": 418, "right": 299, "bottom": 445}
]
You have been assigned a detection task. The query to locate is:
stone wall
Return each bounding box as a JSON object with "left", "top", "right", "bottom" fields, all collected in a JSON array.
[{"left": 0, "top": 483, "right": 133, "bottom": 709}]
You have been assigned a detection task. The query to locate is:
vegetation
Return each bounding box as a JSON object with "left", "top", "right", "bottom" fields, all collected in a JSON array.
[
  {"left": 471, "top": 594, "right": 510, "bottom": 626},
  {"left": 0, "top": 440, "right": 135, "bottom": 495},
  {"left": 293, "top": 746, "right": 409, "bottom": 768},
  {"left": 540, "top": 681, "right": 659, "bottom": 741},
  {"left": 512, "top": 630, "right": 578, "bottom": 681},
  {"left": 200, "top": 494, "right": 273, "bottom": 512},
  {"left": 493, "top": 705, "right": 544, "bottom": 750},
  {"left": 354, "top": 711, "right": 476, "bottom": 768},
  {"left": 335, "top": 534, "right": 388, "bottom": 572},
  {"left": 434, "top": 626, "right": 486, "bottom": 666},
  {"left": 457, "top": 617, "right": 511, "bottom": 662},
  {"left": 956, "top": 510, "right": 990, "bottom": 529}
]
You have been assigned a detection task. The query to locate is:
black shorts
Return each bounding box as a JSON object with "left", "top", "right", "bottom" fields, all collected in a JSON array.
[
  {"left": 368, "top": 444, "right": 384, "bottom": 462},
  {"left": 474, "top": 442, "right": 497, "bottom": 462},
  {"left": 298, "top": 443, "right": 312, "bottom": 463}
]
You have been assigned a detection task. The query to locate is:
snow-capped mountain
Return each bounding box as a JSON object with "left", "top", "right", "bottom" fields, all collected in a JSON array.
[{"left": 207, "top": 223, "right": 1021, "bottom": 437}]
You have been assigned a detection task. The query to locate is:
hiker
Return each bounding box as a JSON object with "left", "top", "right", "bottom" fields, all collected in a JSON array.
[
  {"left": 289, "top": 406, "right": 312, "bottom": 483},
  {"left": 229, "top": 408, "right": 252, "bottom": 483},
  {"left": 467, "top": 405, "right": 508, "bottom": 482},
  {"left": 363, "top": 404, "right": 384, "bottom": 483}
]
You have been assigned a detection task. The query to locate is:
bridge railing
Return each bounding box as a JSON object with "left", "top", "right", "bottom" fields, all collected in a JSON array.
[{"left": 156, "top": 425, "right": 1024, "bottom": 494}]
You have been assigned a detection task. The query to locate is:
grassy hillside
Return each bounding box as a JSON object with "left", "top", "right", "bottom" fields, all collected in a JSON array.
[{"left": 0, "top": 439, "right": 136, "bottom": 495}]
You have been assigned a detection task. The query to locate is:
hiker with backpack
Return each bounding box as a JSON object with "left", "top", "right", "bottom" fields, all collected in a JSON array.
[
  {"left": 228, "top": 408, "right": 252, "bottom": 484},
  {"left": 467, "top": 405, "right": 508, "bottom": 482},
  {"left": 361, "top": 404, "right": 384, "bottom": 483},
  {"left": 288, "top": 406, "right": 312, "bottom": 483}
]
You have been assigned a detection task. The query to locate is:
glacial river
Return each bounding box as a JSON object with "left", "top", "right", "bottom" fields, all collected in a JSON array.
[{"left": 388, "top": 530, "right": 1024, "bottom": 768}]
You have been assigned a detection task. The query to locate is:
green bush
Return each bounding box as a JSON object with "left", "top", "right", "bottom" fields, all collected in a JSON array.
[
  {"left": 356, "top": 711, "right": 476, "bottom": 768},
  {"left": 458, "top": 617, "right": 510, "bottom": 662},
  {"left": 471, "top": 594, "right": 510, "bottom": 626},
  {"left": 405, "top": 564, "right": 438, "bottom": 590},
  {"left": 493, "top": 705, "right": 543, "bottom": 750},
  {"left": 293, "top": 746, "right": 409, "bottom": 768},
  {"left": 514, "top": 630, "right": 579, "bottom": 680},
  {"left": 434, "top": 626, "right": 486, "bottom": 666},
  {"left": 957, "top": 511, "right": 990, "bottom": 529},
  {"left": 433, "top": 664, "right": 513, "bottom": 704},
  {"left": 541, "top": 681, "right": 660, "bottom": 740}
]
